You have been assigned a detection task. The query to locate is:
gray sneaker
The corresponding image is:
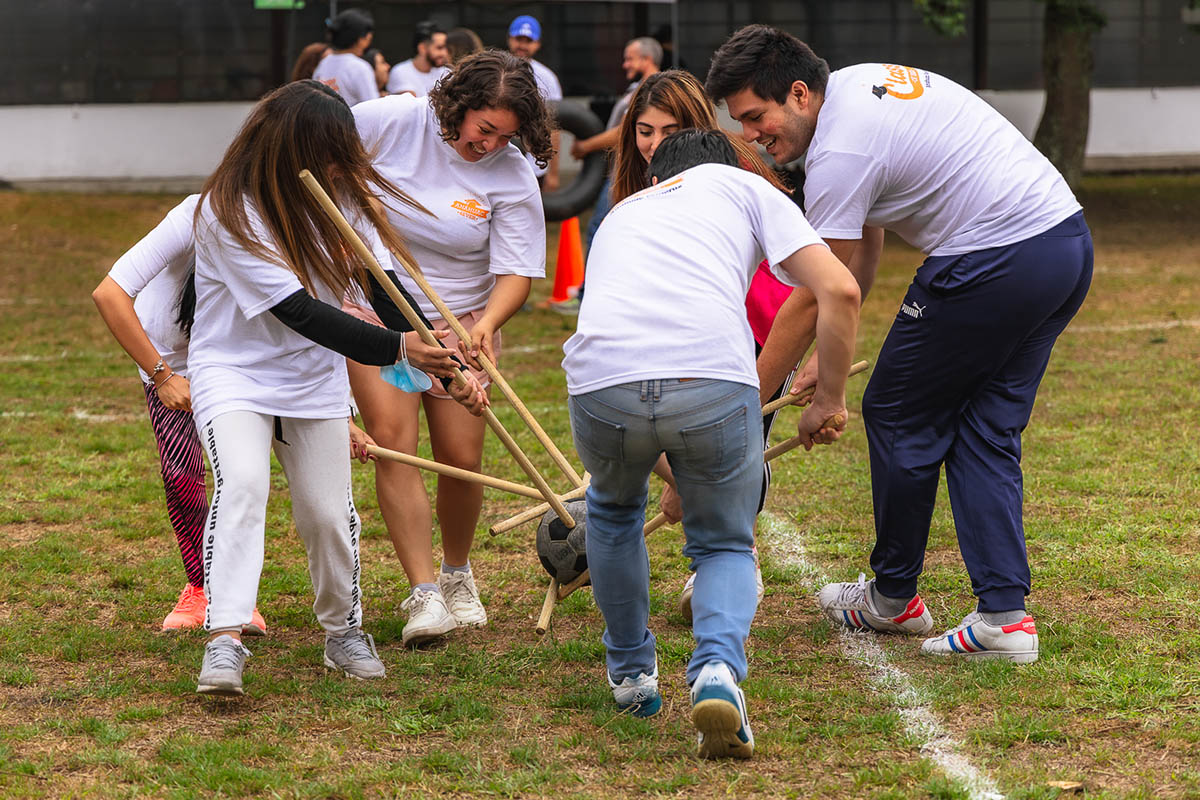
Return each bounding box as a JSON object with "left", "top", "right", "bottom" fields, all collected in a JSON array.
[
  {"left": 324, "top": 629, "right": 386, "bottom": 679},
  {"left": 197, "top": 634, "right": 251, "bottom": 696}
]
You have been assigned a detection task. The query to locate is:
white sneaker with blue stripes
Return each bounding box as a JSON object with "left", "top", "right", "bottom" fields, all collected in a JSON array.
[
  {"left": 690, "top": 661, "right": 754, "bottom": 759},
  {"left": 921, "top": 611, "right": 1039, "bottom": 664},
  {"left": 817, "top": 573, "right": 934, "bottom": 635},
  {"left": 608, "top": 663, "right": 662, "bottom": 718}
]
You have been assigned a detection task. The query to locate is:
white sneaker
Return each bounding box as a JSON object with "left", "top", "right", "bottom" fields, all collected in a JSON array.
[
  {"left": 817, "top": 573, "right": 934, "bottom": 635},
  {"left": 438, "top": 567, "right": 488, "bottom": 627},
  {"left": 679, "top": 563, "right": 765, "bottom": 624},
  {"left": 690, "top": 661, "right": 754, "bottom": 759},
  {"left": 921, "top": 611, "right": 1039, "bottom": 664},
  {"left": 607, "top": 663, "right": 662, "bottom": 718},
  {"left": 197, "top": 634, "right": 250, "bottom": 696},
  {"left": 400, "top": 588, "right": 457, "bottom": 647}
]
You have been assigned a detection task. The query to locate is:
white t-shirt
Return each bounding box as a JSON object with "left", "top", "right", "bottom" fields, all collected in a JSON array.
[
  {"left": 804, "top": 63, "right": 1081, "bottom": 256},
  {"left": 188, "top": 197, "right": 391, "bottom": 427},
  {"left": 563, "top": 164, "right": 826, "bottom": 395},
  {"left": 385, "top": 58, "right": 449, "bottom": 96},
  {"left": 353, "top": 94, "right": 546, "bottom": 317},
  {"left": 312, "top": 52, "right": 379, "bottom": 106},
  {"left": 107, "top": 194, "right": 199, "bottom": 383}
]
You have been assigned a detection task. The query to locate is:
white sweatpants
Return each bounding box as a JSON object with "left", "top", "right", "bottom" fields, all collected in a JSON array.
[{"left": 199, "top": 411, "right": 362, "bottom": 634}]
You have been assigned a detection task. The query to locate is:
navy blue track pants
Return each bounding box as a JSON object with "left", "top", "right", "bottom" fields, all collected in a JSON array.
[{"left": 864, "top": 211, "right": 1093, "bottom": 612}]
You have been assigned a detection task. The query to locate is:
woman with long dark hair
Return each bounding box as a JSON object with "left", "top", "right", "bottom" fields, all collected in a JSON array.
[
  {"left": 347, "top": 50, "right": 554, "bottom": 646},
  {"left": 185, "top": 79, "right": 482, "bottom": 696}
]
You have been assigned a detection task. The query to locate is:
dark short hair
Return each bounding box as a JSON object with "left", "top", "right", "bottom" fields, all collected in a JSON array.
[
  {"left": 428, "top": 49, "right": 555, "bottom": 168},
  {"left": 413, "top": 20, "right": 443, "bottom": 53},
  {"left": 647, "top": 129, "right": 738, "bottom": 183},
  {"left": 327, "top": 9, "right": 373, "bottom": 50},
  {"left": 705, "top": 24, "right": 829, "bottom": 104}
]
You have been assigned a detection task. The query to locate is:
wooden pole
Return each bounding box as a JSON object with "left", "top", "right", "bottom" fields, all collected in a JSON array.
[
  {"left": 367, "top": 445, "right": 547, "bottom": 501},
  {"left": 297, "top": 170, "right": 574, "bottom": 526}
]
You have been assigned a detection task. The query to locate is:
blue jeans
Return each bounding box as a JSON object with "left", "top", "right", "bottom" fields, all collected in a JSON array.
[{"left": 569, "top": 379, "right": 762, "bottom": 685}]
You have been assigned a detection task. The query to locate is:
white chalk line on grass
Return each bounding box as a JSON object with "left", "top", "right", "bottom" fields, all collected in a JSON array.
[
  {"left": 1068, "top": 318, "right": 1200, "bottom": 334},
  {"left": 759, "top": 514, "right": 1005, "bottom": 800},
  {"left": 0, "top": 409, "right": 139, "bottom": 423}
]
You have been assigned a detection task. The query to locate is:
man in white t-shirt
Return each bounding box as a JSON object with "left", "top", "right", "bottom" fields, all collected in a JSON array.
[
  {"left": 563, "top": 129, "right": 861, "bottom": 758},
  {"left": 386, "top": 20, "right": 450, "bottom": 97},
  {"left": 707, "top": 25, "right": 1094, "bottom": 665},
  {"left": 507, "top": 15, "right": 562, "bottom": 191}
]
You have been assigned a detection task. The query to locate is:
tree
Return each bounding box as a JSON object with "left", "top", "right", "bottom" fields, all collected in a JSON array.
[{"left": 914, "top": 0, "right": 1107, "bottom": 190}]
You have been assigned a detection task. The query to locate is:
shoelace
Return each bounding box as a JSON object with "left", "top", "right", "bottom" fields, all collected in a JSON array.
[
  {"left": 831, "top": 572, "right": 870, "bottom": 606},
  {"left": 330, "top": 630, "right": 377, "bottom": 662},
  {"left": 441, "top": 573, "right": 476, "bottom": 610},
  {"left": 206, "top": 639, "right": 248, "bottom": 671},
  {"left": 941, "top": 611, "right": 983, "bottom": 637},
  {"left": 401, "top": 589, "right": 438, "bottom": 615}
]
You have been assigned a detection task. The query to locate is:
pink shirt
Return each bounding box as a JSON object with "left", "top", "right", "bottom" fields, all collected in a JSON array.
[{"left": 745, "top": 261, "right": 793, "bottom": 346}]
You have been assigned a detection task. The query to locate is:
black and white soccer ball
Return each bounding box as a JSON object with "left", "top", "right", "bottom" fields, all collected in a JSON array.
[{"left": 535, "top": 499, "right": 589, "bottom": 583}]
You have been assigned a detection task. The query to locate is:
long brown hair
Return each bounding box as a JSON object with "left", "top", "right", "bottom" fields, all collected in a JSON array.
[
  {"left": 290, "top": 42, "right": 328, "bottom": 82},
  {"left": 429, "top": 49, "right": 555, "bottom": 168},
  {"left": 611, "top": 69, "right": 789, "bottom": 204},
  {"left": 198, "top": 80, "right": 424, "bottom": 300}
]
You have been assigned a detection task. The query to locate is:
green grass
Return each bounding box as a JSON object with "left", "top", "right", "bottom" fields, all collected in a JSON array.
[{"left": 0, "top": 176, "right": 1198, "bottom": 797}]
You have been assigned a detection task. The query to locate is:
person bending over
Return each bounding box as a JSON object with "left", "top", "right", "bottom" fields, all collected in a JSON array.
[{"left": 562, "top": 129, "right": 860, "bottom": 758}]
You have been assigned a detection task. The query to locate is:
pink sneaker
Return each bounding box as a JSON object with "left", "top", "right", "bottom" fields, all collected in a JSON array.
[
  {"left": 162, "top": 584, "right": 206, "bottom": 631},
  {"left": 243, "top": 607, "right": 268, "bottom": 637}
]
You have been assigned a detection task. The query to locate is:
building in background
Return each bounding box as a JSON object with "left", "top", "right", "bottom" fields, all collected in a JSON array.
[{"left": 2, "top": 0, "right": 1198, "bottom": 187}]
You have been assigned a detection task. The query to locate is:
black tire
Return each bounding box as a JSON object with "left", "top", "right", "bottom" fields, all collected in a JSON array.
[{"left": 542, "top": 100, "right": 608, "bottom": 222}]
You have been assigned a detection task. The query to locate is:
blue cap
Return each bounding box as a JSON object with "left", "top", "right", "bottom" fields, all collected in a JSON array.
[{"left": 508, "top": 15, "right": 541, "bottom": 41}]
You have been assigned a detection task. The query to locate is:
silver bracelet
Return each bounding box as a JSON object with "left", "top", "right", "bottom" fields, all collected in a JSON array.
[
  {"left": 399, "top": 331, "right": 407, "bottom": 362},
  {"left": 155, "top": 372, "right": 178, "bottom": 391}
]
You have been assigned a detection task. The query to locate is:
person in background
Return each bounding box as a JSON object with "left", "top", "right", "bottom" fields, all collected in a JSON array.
[
  {"left": 362, "top": 48, "right": 390, "bottom": 96},
  {"left": 347, "top": 51, "right": 552, "bottom": 648},
  {"left": 445, "top": 27, "right": 483, "bottom": 65},
  {"left": 507, "top": 15, "right": 562, "bottom": 192},
  {"left": 92, "top": 197, "right": 267, "bottom": 637},
  {"left": 387, "top": 20, "right": 450, "bottom": 97},
  {"left": 553, "top": 36, "right": 663, "bottom": 314},
  {"left": 290, "top": 42, "right": 330, "bottom": 82},
  {"left": 313, "top": 9, "right": 379, "bottom": 107}
]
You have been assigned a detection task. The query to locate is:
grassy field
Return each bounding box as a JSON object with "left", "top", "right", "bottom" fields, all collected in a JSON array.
[{"left": 0, "top": 175, "right": 1197, "bottom": 799}]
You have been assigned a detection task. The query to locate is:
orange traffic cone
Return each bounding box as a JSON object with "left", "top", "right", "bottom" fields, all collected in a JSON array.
[{"left": 549, "top": 217, "right": 585, "bottom": 303}]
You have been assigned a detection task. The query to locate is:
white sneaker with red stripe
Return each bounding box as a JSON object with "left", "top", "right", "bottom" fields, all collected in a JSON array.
[
  {"left": 921, "top": 611, "right": 1039, "bottom": 663},
  {"left": 817, "top": 573, "right": 934, "bottom": 635}
]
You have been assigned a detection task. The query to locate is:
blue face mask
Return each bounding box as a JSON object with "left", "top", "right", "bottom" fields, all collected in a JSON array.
[{"left": 380, "top": 360, "right": 433, "bottom": 393}]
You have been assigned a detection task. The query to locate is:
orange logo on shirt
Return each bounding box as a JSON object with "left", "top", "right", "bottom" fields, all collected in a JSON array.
[
  {"left": 875, "top": 64, "right": 925, "bottom": 100},
  {"left": 451, "top": 198, "right": 490, "bottom": 220}
]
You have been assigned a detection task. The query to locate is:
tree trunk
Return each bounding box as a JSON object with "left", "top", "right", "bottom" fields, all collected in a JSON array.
[{"left": 1033, "top": 1, "right": 1102, "bottom": 190}]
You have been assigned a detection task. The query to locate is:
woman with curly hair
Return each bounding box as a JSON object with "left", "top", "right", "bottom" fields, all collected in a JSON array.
[{"left": 347, "top": 49, "right": 553, "bottom": 646}]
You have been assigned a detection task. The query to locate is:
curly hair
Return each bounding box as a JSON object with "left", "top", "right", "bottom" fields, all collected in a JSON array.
[{"left": 428, "top": 49, "right": 555, "bottom": 168}]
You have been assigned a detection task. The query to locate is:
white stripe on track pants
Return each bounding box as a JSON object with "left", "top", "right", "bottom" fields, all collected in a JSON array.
[{"left": 199, "top": 411, "right": 362, "bottom": 634}]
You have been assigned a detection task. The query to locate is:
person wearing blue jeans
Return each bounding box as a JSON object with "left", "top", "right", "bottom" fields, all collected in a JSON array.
[
  {"left": 562, "top": 129, "right": 861, "bottom": 758},
  {"left": 707, "top": 26, "right": 1092, "bottom": 663}
]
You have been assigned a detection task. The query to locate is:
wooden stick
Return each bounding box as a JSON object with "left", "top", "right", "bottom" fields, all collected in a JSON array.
[
  {"left": 367, "top": 445, "right": 547, "bottom": 500},
  {"left": 535, "top": 578, "right": 559, "bottom": 635},
  {"left": 760, "top": 359, "right": 869, "bottom": 417},
  {"left": 297, "top": 170, "right": 574, "bottom": 526},
  {"left": 489, "top": 476, "right": 590, "bottom": 536},
  {"left": 388, "top": 246, "right": 584, "bottom": 488},
  {"left": 764, "top": 414, "right": 847, "bottom": 460},
  {"left": 556, "top": 512, "right": 670, "bottom": 600}
]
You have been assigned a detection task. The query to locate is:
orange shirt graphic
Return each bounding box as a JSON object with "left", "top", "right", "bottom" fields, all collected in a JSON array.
[
  {"left": 452, "top": 198, "right": 490, "bottom": 220},
  {"left": 880, "top": 64, "right": 924, "bottom": 100}
]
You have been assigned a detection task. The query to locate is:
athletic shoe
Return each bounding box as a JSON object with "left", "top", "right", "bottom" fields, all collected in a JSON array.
[
  {"left": 196, "top": 634, "right": 250, "bottom": 696},
  {"left": 690, "top": 661, "right": 754, "bottom": 759},
  {"left": 679, "top": 563, "right": 765, "bottom": 624},
  {"left": 400, "top": 588, "right": 457, "bottom": 647},
  {"left": 162, "top": 584, "right": 206, "bottom": 631},
  {"left": 324, "top": 629, "right": 386, "bottom": 679},
  {"left": 549, "top": 297, "right": 580, "bottom": 315},
  {"left": 920, "top": 611, "right": 1039, "bottom": 664},
  {"left": 243, "top": 607, "right": 268, "bottom": 637},
  {"left": 438, "top": 567, "right": 488, "bottom": 627},
  {"left": 817, "top": 573, "right": 933, "bottom": 635},
  {"left": 608, "top": 663, "right": 662, "bottom": 718}
]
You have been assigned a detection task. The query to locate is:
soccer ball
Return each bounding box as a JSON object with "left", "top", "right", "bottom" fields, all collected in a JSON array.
[{"left": 535, "top": 499, "right": 589, "bottom": 583}]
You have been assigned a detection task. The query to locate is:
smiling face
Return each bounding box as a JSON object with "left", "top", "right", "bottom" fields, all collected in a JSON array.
[
  {"left": 425, "top": 32, "right": 449, "bottom": 68},
  {"left": 507, "top": 35, "right": 540, "bottom": 60},
  {"left": 622, "top": 42, "right": 646, "bottom": 82},
  {"left": 634, "top": 106, "right": 681, "bottom": 164},
  {"left": 451, "top": 106, "right": 520, "bottom": 162},
  {"left": 725, "top": 83, "right": 819, "bottom": 165}
]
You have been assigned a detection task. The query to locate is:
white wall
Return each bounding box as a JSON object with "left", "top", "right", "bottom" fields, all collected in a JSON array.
[{"left": 3, "top": 87, "right": 1199, "bottom": 189}]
